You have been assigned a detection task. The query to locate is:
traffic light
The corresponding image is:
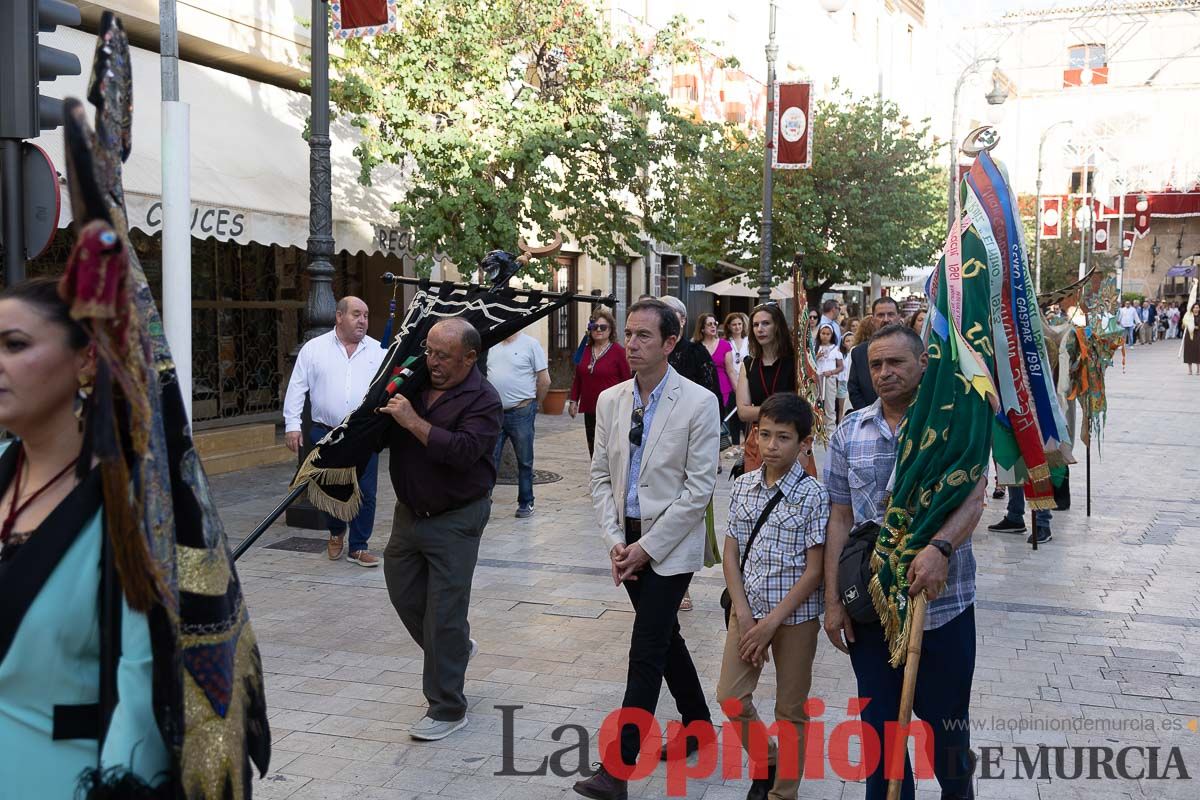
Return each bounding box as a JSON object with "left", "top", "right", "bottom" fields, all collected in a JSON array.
[{"left": 0, "top": 0, "right": 83, "bottom": 139}]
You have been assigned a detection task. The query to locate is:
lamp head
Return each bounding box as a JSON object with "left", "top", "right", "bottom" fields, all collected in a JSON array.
[{"left": 985, "top": 73, "right": 1008, "bottom": 106}]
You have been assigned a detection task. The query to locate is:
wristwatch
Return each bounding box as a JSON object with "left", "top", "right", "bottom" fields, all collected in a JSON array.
[{"left": 929, "top": 539, "right": 953, "bottom": 559}]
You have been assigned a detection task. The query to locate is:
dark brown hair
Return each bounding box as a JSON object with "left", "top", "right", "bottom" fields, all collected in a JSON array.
[
  {"left": 0, "top": 277, "right": 89, "bottom": 349},
  {"left": 749, "top": 303, "right": 795, "bottom": 364}
]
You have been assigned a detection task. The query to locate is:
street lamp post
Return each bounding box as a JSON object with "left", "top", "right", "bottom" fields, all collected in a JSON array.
[
  {"left": 1034, "top": 121, "right": 1071, "bottom": 294},
  {"left": 305, "top": 0, "right": 337, "bottom": 342},
  {"left": 947, "top": 58, "right": 1003, "bottom": 232},
  {"left": 757, "top": 0, "right": 847, "bottom": 304},
  {"left": 287, "top": 0, "right": 337, "bottom": 531},
  {"left": 757, "top": 1, "right": 780, "bottom": 305}
]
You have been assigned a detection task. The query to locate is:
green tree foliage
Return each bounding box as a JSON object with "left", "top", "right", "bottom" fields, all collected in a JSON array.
[
  {"left": 668, "top": 88, "right": 944, "bottom": 307},
  {"left": 328, "top": 0, "right": 703, "bottom": 279}
]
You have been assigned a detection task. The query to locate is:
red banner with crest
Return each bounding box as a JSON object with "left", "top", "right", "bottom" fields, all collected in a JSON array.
[{"left": 773, "top": 82, "right": 813, "bottom": 169}]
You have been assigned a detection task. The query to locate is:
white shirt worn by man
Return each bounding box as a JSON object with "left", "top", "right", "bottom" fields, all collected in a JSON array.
[
  {"left": 283, "top": 329, "right": 384, "bottom": 431},
  {"left": 487, "top": 333, "right": 548, "bottom": 410},
  {"left": 1118, "top": 305, "right": 1139, "bottom": 328}
]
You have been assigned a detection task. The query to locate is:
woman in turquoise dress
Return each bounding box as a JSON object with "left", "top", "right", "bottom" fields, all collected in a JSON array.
[
  {"left": 0, "top": 278, "right": 169, "bottom": 796},
  {"left": 0, "top": 15, "right": 270, "bottom": 798}
]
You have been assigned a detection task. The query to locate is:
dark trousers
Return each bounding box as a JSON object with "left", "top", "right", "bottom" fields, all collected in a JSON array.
[
  {"left": 383, "top": 495, "right": 491, "bottom": 721},
  {"left": 724, "top": 393, "right": 742, "bottom": 447},
  {"left": 310, "top": 423, "right": 377, "bottom": 552},
  {"left": 584, "top": 412, "right": 597, "bottom": 457},
  {"left": 616, "top": 520, "right": 711, "bottom": 766},
  {"left": 848, "top": 606, "right": 976, "bottom": 800}
]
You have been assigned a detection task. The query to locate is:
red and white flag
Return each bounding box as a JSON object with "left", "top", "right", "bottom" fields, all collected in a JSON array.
[
  {"left": 1134, "top": 207, "right": 1151, "bottom": 238},
  {"left": 331, "top": 0, "right": 398, "bottom": 39},
  {"left": 1040, "top": 196, "right": 1062, "bottom": 239},
  {"left": 1122, "top": 230, "right": 1136, "bottom": 257},
  {"left": 1092, "top": 220, "right": 1110, "bottom": 253},
  {"left": 773, "top": 82, "right": 813, "bottom": 170}
]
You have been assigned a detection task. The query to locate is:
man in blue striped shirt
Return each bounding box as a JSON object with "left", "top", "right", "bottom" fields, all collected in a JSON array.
[{"left": 822, "top": 324, "right": 985, "bottom": 800}]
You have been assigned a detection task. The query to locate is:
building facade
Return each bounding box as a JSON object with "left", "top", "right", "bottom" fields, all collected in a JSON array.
[{"left": 964, "top": 0, "right": 1200, "bottom": 300}]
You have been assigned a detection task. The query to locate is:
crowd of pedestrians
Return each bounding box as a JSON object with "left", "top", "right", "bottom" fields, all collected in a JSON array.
[{"left": 280, "top": 291, "right": 1074, "bottom": 800}]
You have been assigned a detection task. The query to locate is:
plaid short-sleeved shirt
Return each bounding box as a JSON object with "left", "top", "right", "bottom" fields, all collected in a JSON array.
[
  {"left": 823, "top": 400, "right": 976, "bottom": 631},
  {"left": 726, "top": 460, "right": 829, "bottom": 625}
]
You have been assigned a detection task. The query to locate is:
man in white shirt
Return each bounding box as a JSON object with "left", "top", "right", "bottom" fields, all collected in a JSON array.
[
  {"left": 1117, "top": 300, "right": 1139, "bottom": 346},
  {"left": 283, "top": 296, "right": 385, "bottom": 565},
  {"left": 486, "top": 331, "right": 549, "bottom": 518}
]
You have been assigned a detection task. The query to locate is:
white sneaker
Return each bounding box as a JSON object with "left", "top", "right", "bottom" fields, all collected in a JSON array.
[
  {"left": 410, "top": 714, "right": 467, "bottom": 741},
  {"left": 469, "top": 638, "right": 479, "bottom": 661}
]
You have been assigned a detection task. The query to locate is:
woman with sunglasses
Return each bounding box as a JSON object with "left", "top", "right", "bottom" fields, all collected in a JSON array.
[{"left": 569, "top": 308, "right": 631, "bottom": 455}]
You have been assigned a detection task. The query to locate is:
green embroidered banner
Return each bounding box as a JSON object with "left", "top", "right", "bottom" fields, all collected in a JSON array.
[{"left": 869, "top": 215, "right": 997, "bottom": 668}]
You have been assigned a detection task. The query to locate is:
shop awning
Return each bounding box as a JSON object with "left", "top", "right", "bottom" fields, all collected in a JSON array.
[
  {"left": 33, "top": 27, "right": 408, "bottom": 257},
  {"left": 703, "top": 275, "right": 793, "bottom": 299}
]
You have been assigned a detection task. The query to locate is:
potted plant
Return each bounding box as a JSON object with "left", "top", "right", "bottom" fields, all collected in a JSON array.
[{"left": 541, "top": 351, "right": 575, "bottom": 415}]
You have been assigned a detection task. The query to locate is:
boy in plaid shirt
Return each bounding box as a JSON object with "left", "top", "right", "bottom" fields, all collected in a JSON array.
[{"left": 717, "top": 393, "right": 827, "bottom": 800}]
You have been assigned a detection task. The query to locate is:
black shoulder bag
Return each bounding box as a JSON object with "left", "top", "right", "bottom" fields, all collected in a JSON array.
[
  {"left": 837, "top": 520, "right": 882, "bottom": 624},
  {"left": 719, "top": 489, "right": 785, "bottom": 629}
]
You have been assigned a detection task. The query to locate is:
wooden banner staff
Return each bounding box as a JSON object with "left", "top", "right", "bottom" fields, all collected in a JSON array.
[{"left": 886, "top": 591, "right": 929, "bottom": 800}]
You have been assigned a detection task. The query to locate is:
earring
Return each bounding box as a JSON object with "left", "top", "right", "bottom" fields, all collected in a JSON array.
[{"left": 75, "top": 374, "right": 93, "bottom": 430}]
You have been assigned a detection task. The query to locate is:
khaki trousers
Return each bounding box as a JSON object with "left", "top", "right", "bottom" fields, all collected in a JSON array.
[{"left": 716, "top": 612, "right": 820, "bottom": 800}]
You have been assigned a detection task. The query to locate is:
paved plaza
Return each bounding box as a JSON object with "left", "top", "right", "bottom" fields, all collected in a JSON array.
[{"left": 218, "top": 340, "right": 1200, "bottom": 800}]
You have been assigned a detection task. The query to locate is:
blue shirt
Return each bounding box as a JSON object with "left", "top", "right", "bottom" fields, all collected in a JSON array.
[
  {"left": 624, "top": 367, "right": 673, "bottom": 520},
  {"left": 823, "top": 399, "right": 976, "bottom": 631}
]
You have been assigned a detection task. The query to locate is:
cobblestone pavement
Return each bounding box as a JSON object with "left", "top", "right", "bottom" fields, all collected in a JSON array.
[{"left": 217, "top": 339, "right": 1200, "bottom": 800}]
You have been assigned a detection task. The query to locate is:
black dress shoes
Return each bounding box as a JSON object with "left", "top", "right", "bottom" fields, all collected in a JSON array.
[
  {"left": 573, "top": 765, "right": 628, "bottom": 800},
  {"left": 745, "top": 763, "right": 776, "bottom": 800}
]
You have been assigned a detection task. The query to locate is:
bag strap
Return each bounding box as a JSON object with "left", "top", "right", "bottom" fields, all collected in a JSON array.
[{"left": 738, "top": 488, "right": 785, "bottom": 573}]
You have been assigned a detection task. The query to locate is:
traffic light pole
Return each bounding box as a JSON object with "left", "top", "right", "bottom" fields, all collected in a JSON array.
[
  {"left": 0, "top": 0, "right": 81, "bottom": 284},
  {"left": 1, "top": 139, "right": 24, "bottom": 284}
]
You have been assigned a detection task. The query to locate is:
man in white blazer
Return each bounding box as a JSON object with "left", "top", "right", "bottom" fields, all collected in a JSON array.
[{"left": 573, "top": 298, "right": 720, "bottom": 800}]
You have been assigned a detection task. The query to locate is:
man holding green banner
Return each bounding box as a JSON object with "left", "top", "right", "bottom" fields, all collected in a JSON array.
[
  {"left": 825, "top": 137, "right": 1070, "bottom": 799},
  {"left": 823, "top": 323, "right": 986, "bottom": 800}
]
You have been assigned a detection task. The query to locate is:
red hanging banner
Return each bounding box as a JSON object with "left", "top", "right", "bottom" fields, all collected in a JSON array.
[
  {"left": 1122, "top": 229, "right": 1136, "bottom": 257},
  {"left": 1134, "top": 208, "right": 1151, "bottom": 238},
  {"left": 1040, "top": 196, "right": 1062, "bottom": 239},
  {"left": 1092, "top": 220, "right": 1110, "bottom": 253},
  {"left": 331, "top": 0, "right": 398, "bottom": 39},
  {"left": 773, "top": 82, "right": 813, "bottom": 170}
]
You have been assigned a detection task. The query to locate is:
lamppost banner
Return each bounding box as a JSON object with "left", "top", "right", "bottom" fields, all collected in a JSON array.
[
  {"left": 1040, "top": 196, "right": 1062, "bottom": 239},
  {"left": 773, "top": 82, "right": 813, "bottom": 169},
  {"left": 1122, "top": 230, "right": 1136, "bottom": 257},
  {"left": 1092, "top": 220, "right": 1110, "bottom": 253},
  {"left": 332, "top": 0, "right": 398, "bottom": 38}
]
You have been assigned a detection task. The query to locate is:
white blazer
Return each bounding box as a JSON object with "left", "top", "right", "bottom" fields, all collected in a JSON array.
[{"left": 590, "top": 367, "right": 720, "bottom": 575}]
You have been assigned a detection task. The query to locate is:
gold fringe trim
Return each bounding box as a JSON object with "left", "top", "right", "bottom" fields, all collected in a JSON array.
[
  {"left": 889, "top": 609, "right": 911, "bottom": 668},
  {"left": 290, "top": 449, "right": 362, "bottom": 521},
  {"left": 1027, "top": 496, "right": 1058, "bottom": 511}
]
